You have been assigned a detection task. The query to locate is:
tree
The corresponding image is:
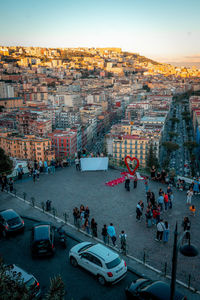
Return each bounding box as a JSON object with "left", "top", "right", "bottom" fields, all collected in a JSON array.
[
  {"left": 170, "top": 117, "right": 180, "bottom": 123},
  {"left": 0, "top": 261, "right": 32, "bottom": 300},
  {"left": 45, "top": 276, "right": 65, "bottom": 300},
  {"left": 168, "top": 131, "right": 178, "bottom": 139},
  {"left": 184, "top": 141, "right": 198, "bottom": 153},
  {"left": 0, "top": 148, "right": 13, "bottom": 175},
  {"left": 146, "top": 143, "right": 159, "bottom": 169},
  {"left": 0, "top": 259, "right": 66, "bottom": 300},
  {"left": 162, "top": 142, "right": 179, "bottom": 153}
]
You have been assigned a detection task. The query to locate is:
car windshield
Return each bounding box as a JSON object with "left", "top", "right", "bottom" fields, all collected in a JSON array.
[
  {"left": 106, "top": 257, "right": 121, "bottom": 269},
  {"left": 137, "top": 280, "right": 152, "bottom": 291},
  {"left": 78, "top": 243, "right": 94, "bottom": 253}
]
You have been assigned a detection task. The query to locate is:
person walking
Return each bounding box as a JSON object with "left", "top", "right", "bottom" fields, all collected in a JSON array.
[
  {"left": 155, "top": 219, "right": 165, "bottom": 241},
  {"left": 91, "top": 218, "right": 97, "bottom": 237},
  {"left": 101, "top": 224, "right": 108, "bottom": 244},
  {"left": 186, "top": 187, "right": 193, "bottom": 205},
  {"left": 119, "top": 230, "right": 127, "bottom": 254},
  {"left": 107, "top": 223, "right": 117, "bottom": 246},
  {"left": 163, "top": 221, "right": 170, "bottom": 243}
]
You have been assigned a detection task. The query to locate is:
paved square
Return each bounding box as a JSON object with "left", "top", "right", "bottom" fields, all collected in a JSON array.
[{"left": 13, "top": 166, "right": 200, "bottom": 291}]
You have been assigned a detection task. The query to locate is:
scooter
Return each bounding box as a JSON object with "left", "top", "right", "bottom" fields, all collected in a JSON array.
[{"left": 57, "top": 225, "right": 67, "bottom": 249}]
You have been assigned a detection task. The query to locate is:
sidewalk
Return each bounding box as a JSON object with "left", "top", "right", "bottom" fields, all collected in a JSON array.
[{"left": 2, "top": 166, "right": 200, "bottom": 295}]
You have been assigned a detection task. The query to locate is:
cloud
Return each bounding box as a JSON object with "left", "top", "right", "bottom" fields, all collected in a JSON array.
[{"left": 184, "top": 55, "right": 200, "bottom": 59}]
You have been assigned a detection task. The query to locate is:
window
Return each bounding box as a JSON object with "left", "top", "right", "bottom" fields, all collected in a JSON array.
[{"left": 92, "top": 256, "right": 102, "bottom": 267}]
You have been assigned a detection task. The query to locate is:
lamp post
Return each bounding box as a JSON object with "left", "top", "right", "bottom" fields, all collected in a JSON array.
[{"left": 170, "top": 222, "right": 198, "bottom": 300}]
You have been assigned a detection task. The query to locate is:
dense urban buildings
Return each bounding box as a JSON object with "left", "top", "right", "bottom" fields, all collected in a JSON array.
[{"left": 0, "top": 46, "right": 200, "bottom": 170}]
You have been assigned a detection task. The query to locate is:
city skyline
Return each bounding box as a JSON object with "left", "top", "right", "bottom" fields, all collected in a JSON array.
[{"left": 1, "top": 0, "right": 200, "bottom": 65}]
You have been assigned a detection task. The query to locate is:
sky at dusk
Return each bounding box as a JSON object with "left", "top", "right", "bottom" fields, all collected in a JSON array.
[{"left": 1, "top": 0, "right": 200, "bottom": 63}]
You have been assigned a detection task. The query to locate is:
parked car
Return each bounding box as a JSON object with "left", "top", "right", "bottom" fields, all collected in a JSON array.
[
  {"left": 5, "top": 264, "right": 41, "bottom": 298},
  {"left": 125, "top": 278, "right": 185, "bottom": 300},
  {"left": 69, "top": 241, "right": 127, "bottom": 285},
  {"left": 0, "top": 209, "right": 24, "bottom": 236},
  {"left": 31, "top": 223, "right": 55, "bottom": 258}
]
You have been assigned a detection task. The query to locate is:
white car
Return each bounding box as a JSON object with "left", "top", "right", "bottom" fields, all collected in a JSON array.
[{"left": 69, "top": 242, "right": 127, "bottom": 285}]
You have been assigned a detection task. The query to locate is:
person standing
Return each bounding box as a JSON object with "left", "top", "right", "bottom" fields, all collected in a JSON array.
[
  {"left": 107, "top": 223, "right": 117, "bottom": 246},
  {"left": 84, "top": 218, "right": 90, "bottom": 234},
  {"left": 119, "top": 230, "right": 127, "bottom": 254},
  {"left": 136, "top": 201, "right": 144, "bottom": 222},
  {"left": 155, "top": 219, "right": 165, "bottom": 241},
  {"left": 164, "top": 193, "right": 169, "bottom": 211},
  {"left": 133, "top": 173, "right": 137, "bottom": 189},
  {"left": 44, "top": 160, "right": 48, "bottom": 174},
  {"left": 51, "top": 159, "right": 56, "bottom": 174},
  {"left": 73, "top": 207, "right": 79, "bottom": 226},
  {"left": 39, "top": 160, "right": 43, "bottom": 173},
  {"left": 193, "top": 178, "right": 200, "bottom": 195},
  {"left": 163, "top": 221, "right": 170, "bottom": 243},
  {"left": 33, "top": 169, "right": 36, "bottom": 183},
  {"left": 157, "top": 193, "right": 164, "bottom": 212},
  {"left": 1, "top": 175, "right": 8, "bottom": 192},
  {"left": 75, "top": 157, "right": 80, "bottom": 171},
  {"left": 124, "top": 175, "right": 130, "bottom": 191},
  {"left": 91, "top": 218, "right": 97, "bottom": 237},
  {"left": 144, "top": 176, "right": 149, "bottom": 194},
  {"left": 150, "top": 165, "right": 156, "bottom": 180},
  {"left": 186, "top": 187, "right": 193, "bottom": 205},
  {"left": 101, "top": 224, "right": 108, "bottom": 244},
  {"left": 8, "top": 177, "right": 14, "bottom": 192}
]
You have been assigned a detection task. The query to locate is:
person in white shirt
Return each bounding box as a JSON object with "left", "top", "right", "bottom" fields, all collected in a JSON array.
[
  {"left": 186, "top": 187, "right": 193, "bottom": 205},
  {"left": 155, "top": 219, "right": 165, "bottom": 241}
]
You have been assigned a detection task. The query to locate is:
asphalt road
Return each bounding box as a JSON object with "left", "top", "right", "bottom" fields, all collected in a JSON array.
[{"left": 0, "top": 218, "right": 138, "bottom": 300}]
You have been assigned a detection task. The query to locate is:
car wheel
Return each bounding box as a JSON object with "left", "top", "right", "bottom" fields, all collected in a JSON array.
[
  {"left": 70, "top": 256, "right": 78, "bottom": 267},
  {"left": 97, "top": 275, "right": 106, "bottom": 285}
]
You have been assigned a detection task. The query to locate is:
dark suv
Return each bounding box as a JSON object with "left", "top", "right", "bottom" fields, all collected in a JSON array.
[{"left": 31, "top": 223, "right": 55, "bottom": 258}]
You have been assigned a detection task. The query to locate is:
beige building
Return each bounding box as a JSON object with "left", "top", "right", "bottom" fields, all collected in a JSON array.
[{"left": 0, "top": 131, "right": 54, "bottom": 162}]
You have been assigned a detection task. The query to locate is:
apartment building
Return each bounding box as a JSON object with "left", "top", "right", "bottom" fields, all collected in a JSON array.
[
  {"left": 48, "top": 129, "right": 77, "bottom": 159},
  {"left": 112, "top": 134, "right": 149, "bottom": 167},
  {"left": 0, "top": 97, "right": 24, "bottom": 110},
  {"left": 0, "top": 131, "right": 54, "bottom": 162}
]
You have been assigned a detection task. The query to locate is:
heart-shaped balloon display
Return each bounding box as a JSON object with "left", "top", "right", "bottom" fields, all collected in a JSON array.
[{"left": 124, "top": 156, "right": 140, "bottom": 175}]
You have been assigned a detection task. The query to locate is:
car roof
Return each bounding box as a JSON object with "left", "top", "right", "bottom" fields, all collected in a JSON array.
[
  {"left": 33, "top": 223, "right": 51, "bottom": 241},
  {"left": 0, "top": 209, "right": 19, "bottom": 220},
  {"left": 143, "top": 281, "right": 184, "bottom": 300},
  {"left": 6, "top": 264, "right": 33, "bottom": 283},
  {"left": 87, "top": 243, "right": 119, "bottom": 263}
]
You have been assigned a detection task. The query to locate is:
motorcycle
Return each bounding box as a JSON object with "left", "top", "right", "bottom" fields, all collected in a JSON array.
[{"left": 57, "top": 225, "right": 67, "bottom": 249}]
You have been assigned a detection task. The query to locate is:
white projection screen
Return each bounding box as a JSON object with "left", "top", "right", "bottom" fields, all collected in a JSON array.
[{"left": 80, "top": 157, "right": 108, "bottom": 171}]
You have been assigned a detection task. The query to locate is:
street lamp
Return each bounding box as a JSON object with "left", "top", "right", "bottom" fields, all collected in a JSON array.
[{"left": 170, "top": 222, "right": 198, "bottom": 300}]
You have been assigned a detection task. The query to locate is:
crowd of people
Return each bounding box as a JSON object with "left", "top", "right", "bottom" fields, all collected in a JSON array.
[{"left": 72, "top": 205, "right": 127, "bottom": 254}]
